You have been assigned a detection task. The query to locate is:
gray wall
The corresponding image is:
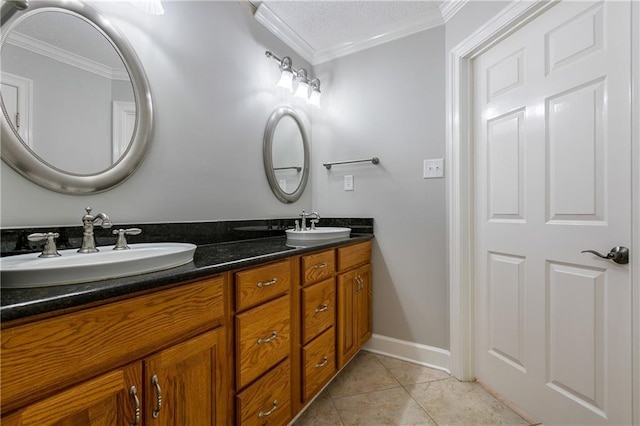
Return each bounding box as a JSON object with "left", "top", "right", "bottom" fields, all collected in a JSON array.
[
  {"left": 0, "top": 0, "right": 511, "bottom": 354},
  {"left": 311, "top": 28, "right": 449, "bottom": 349},
  {"left": 1, "top": 1, "right": 313, "bottom": 226}
]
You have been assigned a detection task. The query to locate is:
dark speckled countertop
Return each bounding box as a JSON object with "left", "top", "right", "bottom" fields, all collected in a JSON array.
[{"left": 1, "top": 218, "right": 373, "bottom": 323}]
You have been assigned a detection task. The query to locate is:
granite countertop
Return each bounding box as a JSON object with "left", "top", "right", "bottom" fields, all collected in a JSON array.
[{"left": 1, "top": 234, "right": 374, "bottom": 323}]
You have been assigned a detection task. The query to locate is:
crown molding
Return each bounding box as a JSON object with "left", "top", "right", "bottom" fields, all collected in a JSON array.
[
  {"left": 440, "top": 0, "right": 470, "bottom": 23},
  {"left": 312, "top": 11, "right": 444, "bottom": 65},
  {"left": 254, "top": 3, "right": 315, "bottom": 64},
  {"left": 6, "top": 32, "right": 129, "bottom": 81},
  {"left": 255, "top": 1, "right": 470, "bottom": 66}
]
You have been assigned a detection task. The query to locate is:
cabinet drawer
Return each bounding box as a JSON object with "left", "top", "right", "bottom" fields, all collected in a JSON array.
[
  {"left": 301, "top": 278, "right": 335, "bottom": 344},
  {"left": 301, "top": 250, "right": 335, "bottom": 285},
  {"left": 1, "top": 277, "right": 224, "bottom": 414},
  {"left": 302, "top": 327, "right": 336, "bottom": 403},
  {"left": 337, "top": 241, "right": 372, "bottom": 271},
  {"left": 236, "top": 260, "right": 290, "bottom": 312},
  {"left": 237, "top": 359, "right": 291, "bottom": 426},
  {"left": 236, "top": 295, "right": 290, "bottom": 389}
]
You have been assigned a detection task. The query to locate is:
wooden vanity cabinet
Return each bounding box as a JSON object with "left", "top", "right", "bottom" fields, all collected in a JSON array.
[
  {"left": 1, "top": 238, "right": 373, "bottom": 425},
  {"left": 298, "top": 249, "right": 337, "bottom": 406},
  {"left": 336, "top": 241, "right": 372, "bottom": 369},
  {"left": 1, "top": 276, "right": 228, "bottom": 426},
  {"left": 232, "top": 259, "right": 294, "bottom": 425}
]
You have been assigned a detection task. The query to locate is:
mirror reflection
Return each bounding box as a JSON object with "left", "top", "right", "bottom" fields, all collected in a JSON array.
[
  {"left": 271, "top": 115, "right": 304, "bottom": 194},
  {"left": 1, "top": 9, "right": 135, "bottom": 175}
]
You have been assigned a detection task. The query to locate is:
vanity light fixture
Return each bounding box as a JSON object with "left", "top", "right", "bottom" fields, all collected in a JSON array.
[
  {"left": 276, "top": 56, "right": 294, "bottom": 91},
  {"left": 265, "top": 50, "right": 322, "bottom": 106},
  {"left": 128, "top": 0, "right": 165, "bottom": 15},
  {"left": 294, "top": 68, "right": 310, "bottom": 99},
  {"left": 308, "top": 79, "right": 321, "bottom": 107}
]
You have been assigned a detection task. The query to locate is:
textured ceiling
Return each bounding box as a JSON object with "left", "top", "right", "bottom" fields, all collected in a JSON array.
[
  {"left": 254, "top": 0, "right": 461, "bottom": 64},
  {"left": 11, "top": 10, "right": 126, "bottom": 69},
  {"left": 263, "top": 1, "right": 444, "bottom": 51}
]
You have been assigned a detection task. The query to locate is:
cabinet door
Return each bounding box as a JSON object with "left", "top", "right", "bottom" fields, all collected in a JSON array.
[
  {"left": 355, "top": 264, "right": 372, "bottom": 347},
  {"left": 2, "top": 363, "right": 141, "bottom": 426},
  {"left": 337, "top": 269, "right": 358, "bottom": 369},
  {"left": 144, "top": 328, "right": 226, "bottom": 426},
  {"left": 337, "top": 264, "right": 372, "bottom": 369}
]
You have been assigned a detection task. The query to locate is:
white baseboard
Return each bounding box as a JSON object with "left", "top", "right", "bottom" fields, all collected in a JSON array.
[{"left": 363, "top": 333, "right": 451, "bottom": 374}]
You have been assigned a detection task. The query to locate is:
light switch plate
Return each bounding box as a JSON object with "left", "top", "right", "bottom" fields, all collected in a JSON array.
[
  {"left": 344, "top": 175, "right": 354, "bottom": 191},
  {"left": 423, "top": 159, "right": 444, "bottom": 179}
]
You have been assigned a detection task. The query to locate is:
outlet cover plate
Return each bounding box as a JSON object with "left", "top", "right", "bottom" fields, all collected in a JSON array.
[{"left": 344, "top": 175, "right": 354, "bottom": 191}]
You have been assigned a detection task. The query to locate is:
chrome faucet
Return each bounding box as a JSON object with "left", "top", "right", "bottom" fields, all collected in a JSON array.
[
  {"left": 78, "top": 207, "right": 112, "bottom": 253},
  {"left": 299, "top": 210, "right": 320, "bottom": 230}
]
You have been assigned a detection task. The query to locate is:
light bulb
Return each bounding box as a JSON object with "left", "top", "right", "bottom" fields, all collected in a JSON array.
[
  {"left": 294, "top": 80, "right": 309, "bottom": 99},
  {"left": 276, "top": 70, "right": 294, "bottom": 92},
  {"left": 308, "top": 89, "right": 321, "bottom": 107},
  {"left": 128, "top": 0, "right": 165, "bottom": 15}
]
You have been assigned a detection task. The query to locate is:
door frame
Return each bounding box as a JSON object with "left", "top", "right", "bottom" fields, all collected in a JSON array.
[{"left": 445, "top": 1, "right": 640, "bottom": 424}]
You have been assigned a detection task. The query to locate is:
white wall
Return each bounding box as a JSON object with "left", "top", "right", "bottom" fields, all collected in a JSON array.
[
  {"left": 312, "top": 27, "right": 449, "bottom": 350},
  {"left": 1, "top": 1, "right": 313, "bottom": 227}
]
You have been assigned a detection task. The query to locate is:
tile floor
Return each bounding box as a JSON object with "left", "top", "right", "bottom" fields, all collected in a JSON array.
[{"left": 293, "top": 350, "right": 539, "bottom": 426}]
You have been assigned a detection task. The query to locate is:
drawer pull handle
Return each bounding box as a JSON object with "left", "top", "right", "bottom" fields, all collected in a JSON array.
[
  {"left": 315, "top": 304, "right": 329, "bottom": 313},
  {"left": 258, "top": 400, "right": 278, "bottom": 418},
  {"left": 151, "top": 375, "right": 162, "bottom": 419},
  {"left": 315, "top": 356, "right": 329, "bottom": 368},
  {"left": 257, "top": 331, "right": 278, "bottom": 344},
  {"left": 129, "top": 386, "right": 140, "bottom": 426},
  {"left": 257, "top": 278, "right": 278, "bottom": 288},
  {"left": 313, "top": 262, "right": 328, "bottom": 269}
]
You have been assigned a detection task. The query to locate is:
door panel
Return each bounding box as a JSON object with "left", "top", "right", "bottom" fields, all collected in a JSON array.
[{"left": 474, "top": 1, "right": 633, "bottom": 424}]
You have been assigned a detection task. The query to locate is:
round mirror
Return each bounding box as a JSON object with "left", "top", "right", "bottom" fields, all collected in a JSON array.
[
  {"left": 0, "top": 0, "right": 153, "bottom": 194},
  {"left": 263, "top": 107, "right": 309, "bottom": 203}
]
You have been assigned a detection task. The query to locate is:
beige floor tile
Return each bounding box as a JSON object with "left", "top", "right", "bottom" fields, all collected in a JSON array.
[
  {"left": 293, "top": 390, "right": 343, "bottom": 426},
  {"left": 328, "top": 351, "right": 401, "bottom": 399},
  {"left": 375, "top": 354, "right": 450, "bottom": 385},
  {"left": 332, "top": 386, "right": 436, "bottom": 426},
  {"left": 406, "top": 378, "right": 529, "bottom": 426}
]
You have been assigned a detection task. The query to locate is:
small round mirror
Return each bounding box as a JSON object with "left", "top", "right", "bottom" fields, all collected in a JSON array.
[{"left": 263, "top": 107, "right": 309, "bottom": 203}]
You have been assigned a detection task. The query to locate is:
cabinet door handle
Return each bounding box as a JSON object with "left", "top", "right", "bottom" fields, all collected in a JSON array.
[
  {"left": 258, "top": 400, "right": 278, "bottom": 418},
  {"left": 313, "top": 262, "right": 328, "bottom": 269},
  {"left": 257, "top": 331, "right": 278, "bottom": 344},
  {"left": 315, "top": 356, "right": 329, "bottom": 368},
  {"left": 257, "top": 278, "right": 278, "bottom": 288},
  {"left": 315, "top": 304, "right": 329, "bottom": 313},
  {"left": 151, "top": 375, "right": 162, "bottom": 419},
  {"left": 129, "top": 386, "right": 140, "bottom": 426},
  {"left": 355, "top": 275, "right": 363, "bottom": 292}
]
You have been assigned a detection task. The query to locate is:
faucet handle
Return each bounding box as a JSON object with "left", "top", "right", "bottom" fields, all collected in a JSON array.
[
  {"left": 28, "top": 232, "right": 61, "bottom": 258},
  {"left": 112, "top": 228, "right": 142, "bottom": 250},
  {"left": 310, "top": 219, "right": 319, "bottom": 230}
]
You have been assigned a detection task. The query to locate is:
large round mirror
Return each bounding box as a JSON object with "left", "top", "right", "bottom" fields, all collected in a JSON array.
[
  {"left": 263, "top": 107, "right": 309, "bottom": 203},
  {"left": 0, "top": 0, "right": 153, "bottom": 194}
]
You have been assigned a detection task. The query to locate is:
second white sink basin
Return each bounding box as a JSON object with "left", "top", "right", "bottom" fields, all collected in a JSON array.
[
  {"left": 0, "top": 242, "right": 196, "bottom": 288},
  {"left": 286, "top": 227, "right": 351, "bottom": 243}
]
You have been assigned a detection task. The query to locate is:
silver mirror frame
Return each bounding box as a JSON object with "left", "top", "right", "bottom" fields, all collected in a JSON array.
[
  {"left": 0, "top": 0, "right": 153, "bottom": 194},
  {"left": 263, "top": 106, "right": 309, "bottom": 204}
]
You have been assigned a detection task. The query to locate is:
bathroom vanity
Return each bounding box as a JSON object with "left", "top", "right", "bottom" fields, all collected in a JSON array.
[{"left": 0, "top": 232, "right": 372, "bottom": 425}]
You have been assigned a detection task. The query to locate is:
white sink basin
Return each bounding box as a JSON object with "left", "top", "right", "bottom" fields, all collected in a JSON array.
[
  {"left": 0, "top": 243, "right": 196, "bottom": 288},
  {"left": 286, "top": 227, "right": 351, "bottom": 243}
]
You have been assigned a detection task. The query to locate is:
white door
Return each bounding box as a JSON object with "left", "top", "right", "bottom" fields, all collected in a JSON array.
[
  {"left": 474, "top": 1, "right": 633, "bottom": 425},
  {"left": 1, "top": 72, "right": 31, "bottom": 146}
]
